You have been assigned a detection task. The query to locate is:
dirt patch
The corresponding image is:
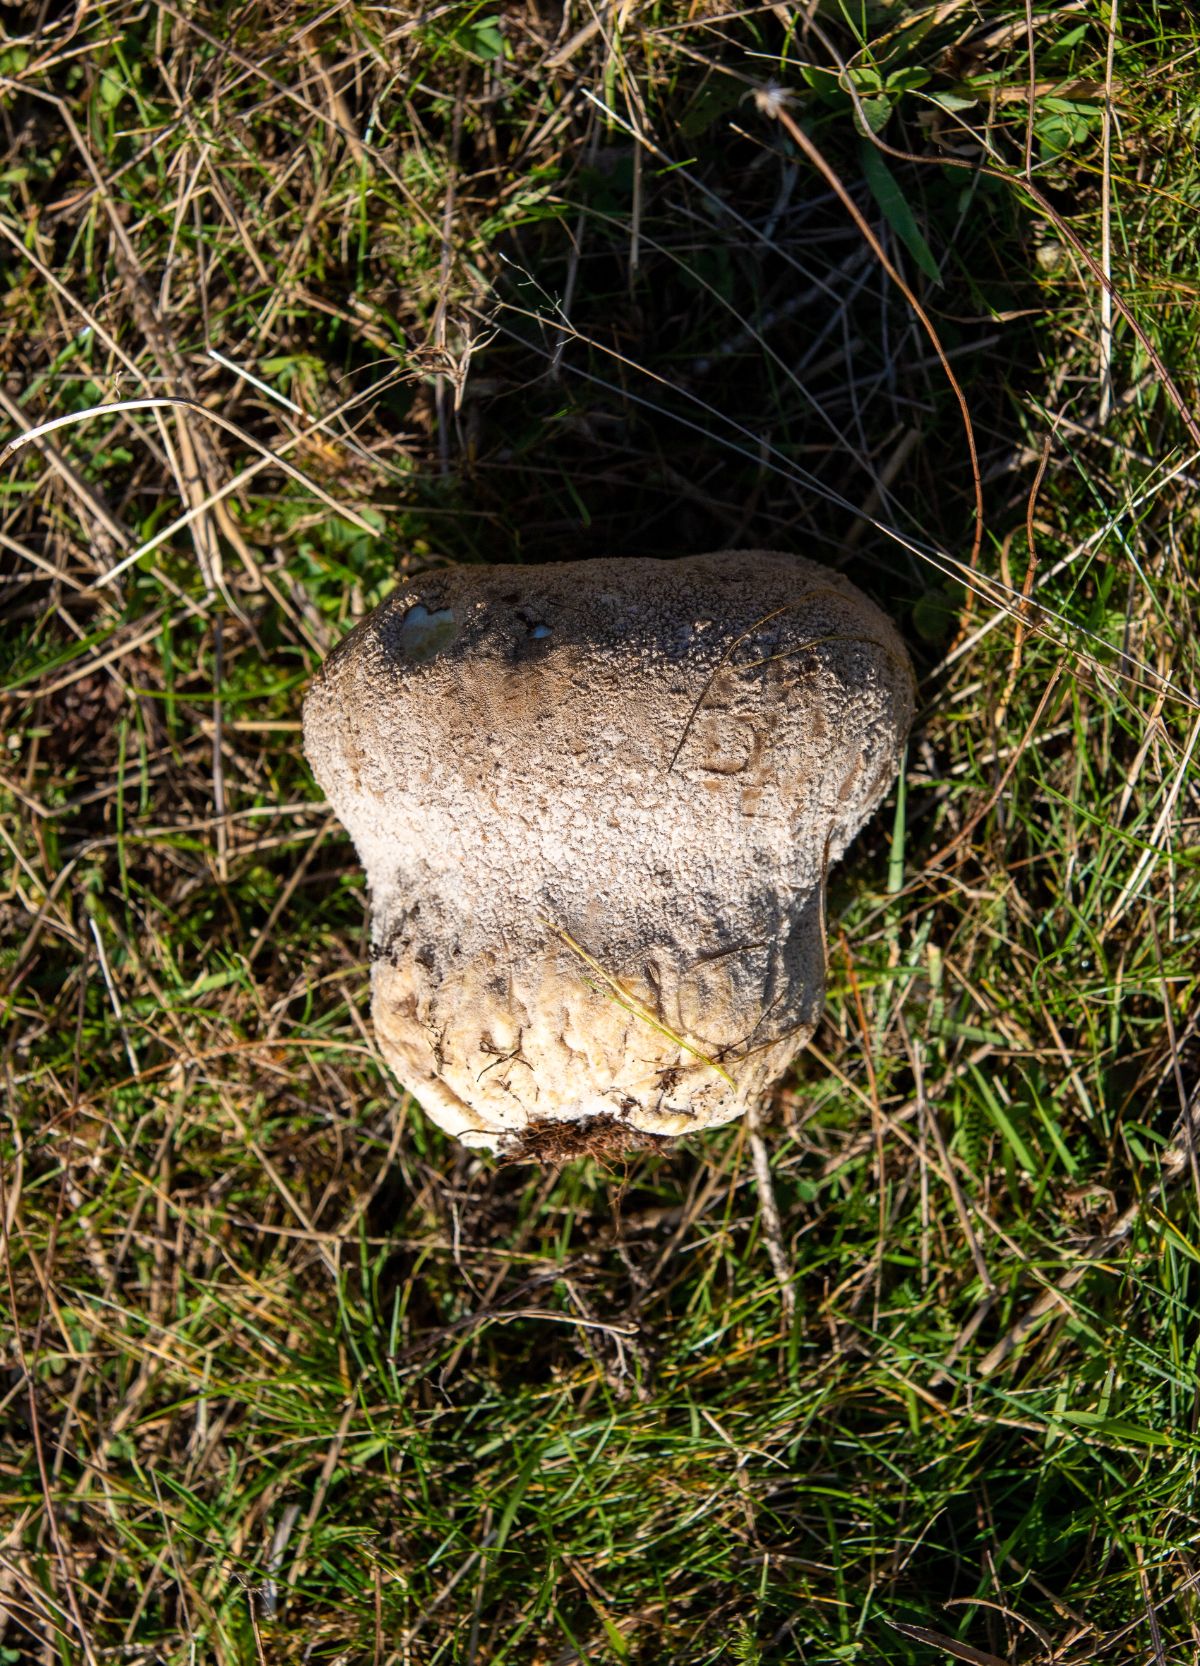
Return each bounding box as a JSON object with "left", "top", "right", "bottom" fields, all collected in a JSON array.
[
  {"left": 497, "top": 1114, "right": 672, "bottom": 1166},
  {"left": 37, "top": 669, "right": 128, "bottom": 770}
]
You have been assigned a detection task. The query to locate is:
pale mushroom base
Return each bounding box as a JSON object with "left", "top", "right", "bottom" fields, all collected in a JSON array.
[{"left": 370, "top": 900, "right": 826, "bottom": 1159}]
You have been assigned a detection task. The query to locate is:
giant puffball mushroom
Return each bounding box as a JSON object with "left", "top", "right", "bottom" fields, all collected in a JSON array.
[{"left": 303, "top": 551, "right": 914, "bottom": 1160}]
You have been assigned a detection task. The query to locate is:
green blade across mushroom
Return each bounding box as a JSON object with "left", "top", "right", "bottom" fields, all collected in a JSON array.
[{"left": 303, "top": 550, "right": 914, "bottom": 1159}]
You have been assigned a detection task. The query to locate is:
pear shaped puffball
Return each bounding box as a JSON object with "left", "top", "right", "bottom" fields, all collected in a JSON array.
[{"left": 303, "top": 551, "right": 914, "bottom": 1159}]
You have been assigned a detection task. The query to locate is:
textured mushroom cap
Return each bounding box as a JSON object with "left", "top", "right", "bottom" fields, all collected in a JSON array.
[{"left": 303, "top": 551, "right": 914, "bottom": 1156}]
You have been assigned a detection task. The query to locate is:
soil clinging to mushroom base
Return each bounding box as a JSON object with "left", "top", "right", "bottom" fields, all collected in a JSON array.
[{"left": 496, "top": 1113, "right": 673, "bottom": 1166}]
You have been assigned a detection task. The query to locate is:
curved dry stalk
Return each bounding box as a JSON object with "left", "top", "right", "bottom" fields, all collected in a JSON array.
[{"left": 758, "top": 93, "right": 986, "bottom": 588}]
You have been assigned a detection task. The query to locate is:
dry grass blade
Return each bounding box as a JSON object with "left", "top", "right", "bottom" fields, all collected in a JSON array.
[
  {"left": 884, "top": 1617, "right": 1012, "bottom": 1666},
  {"left": 0, "top": 397, "right": 379, "bottom": 562},
  {"left": 542, "top": 919, "right": 736, "bottom": 1087}
]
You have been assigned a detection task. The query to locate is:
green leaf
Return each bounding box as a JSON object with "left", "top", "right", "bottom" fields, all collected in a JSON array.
[
  {"left": 1036, "top": 110, "right": 1095, "bottom": 156},
  {"left": 492, "top": 1446, "right": 541, "bottom": 1556},
  {"left": 1041, "top": 96, "right": 1102, "bottom": 116},
  {"left": 927, "top": 89, "right": 978, "bottom": 112},
  {"left": 969, "top": 1063, "right": 1038, "bottom": 1173},
  {"left": 1060, "top": 1412, "right": 1171, "bottom": 1448},
  {"left": 467, "top": 16, "right": 506, "bottom": 60},
  {"left": 858, "top": 95, "right": 893, "bottom": 135},
  {"left": 601, "top": 1616, "right": 632, "bottom": 1660},
  {"left": 800, "top": 63, "right": 840, "bottom": 96},
  {"left": 1048, "top": 23, "right": 1090, "bottom": 54},
  {"left": 1154, "top": 1212, "right": 1200, "bottom": 1263},
  {"left": 679, "top": 75, "right": 745, "bottom": 137},
  {"left": 859, "top": 139, "right": 941, "bottom": 282},
  {"left": 97, "top": 68, "right": 126, "bottom": 110},
  {"left": 885, "top": 67, "right": 931, "bottom": 94},
  {"left": 888, "top": 747, "right": 908, "bottom": 896}
]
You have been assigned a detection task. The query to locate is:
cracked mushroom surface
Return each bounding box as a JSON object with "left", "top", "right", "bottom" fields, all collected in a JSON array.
[{"left": 303, "top": 550, "right": 914, "bottom": 1158}]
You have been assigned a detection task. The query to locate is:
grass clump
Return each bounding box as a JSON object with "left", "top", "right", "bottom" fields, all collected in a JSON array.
[{"left": 2, "top": 2, "right": 1200, "bottom": 1663}]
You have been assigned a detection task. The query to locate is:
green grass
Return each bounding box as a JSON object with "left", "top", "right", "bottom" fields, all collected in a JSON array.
[{"left": 3, "top": 1, "right": 1200, "bottom": 1662}]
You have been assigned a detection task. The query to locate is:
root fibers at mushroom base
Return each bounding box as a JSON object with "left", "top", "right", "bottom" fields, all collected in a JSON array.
[{"left": 304, "top": 550, "right": 913, "bottom": 1156}]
